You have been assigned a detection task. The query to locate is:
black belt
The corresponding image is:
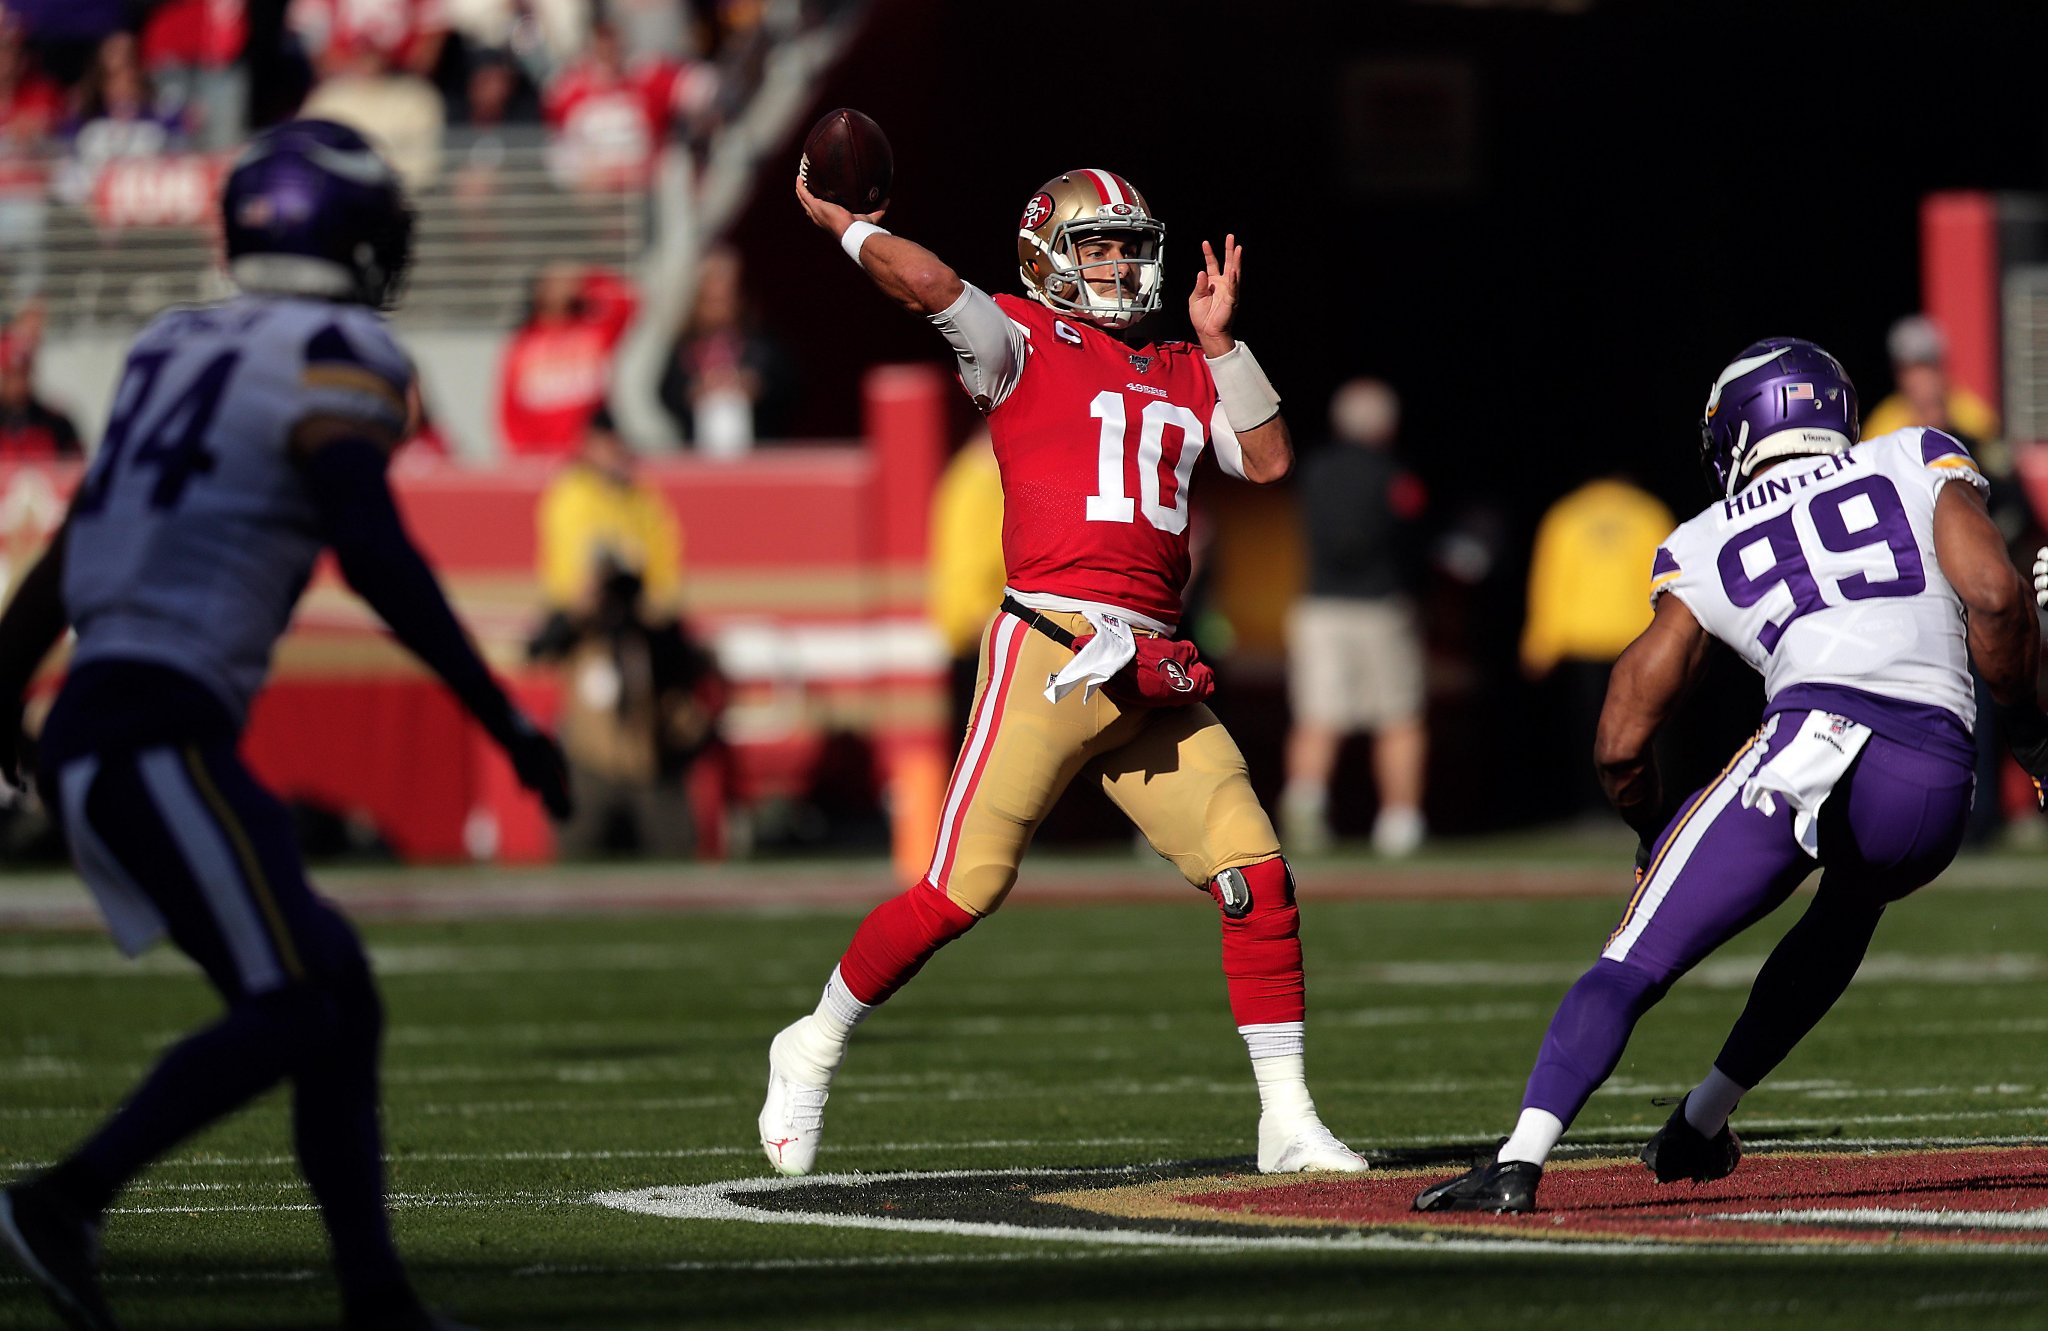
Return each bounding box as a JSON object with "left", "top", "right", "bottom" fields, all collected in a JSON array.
[
  {"left": 1000, "top": 597, "right": 1174, "bottom": 648},
  {"left": 1000, "top": 595, "right": 1079, "bottom": 649}
]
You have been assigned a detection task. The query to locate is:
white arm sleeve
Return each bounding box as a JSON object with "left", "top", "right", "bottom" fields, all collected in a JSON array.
[
  {"left": 1209, "top": 401, "right": 1247, "bottom": 480},
  {"left": 928, "top": 282, "right": 1027, "bottom": 410}
]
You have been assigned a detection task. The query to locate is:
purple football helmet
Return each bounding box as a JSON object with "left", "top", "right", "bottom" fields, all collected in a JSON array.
[
  {"left": 1699, "top": 337, "right": 1859, "bottom": 497},
  {"left": 222, "top": 120, "right": 414, "bottom": 310}
]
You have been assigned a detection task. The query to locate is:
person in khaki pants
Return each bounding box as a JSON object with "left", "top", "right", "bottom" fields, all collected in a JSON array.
[{"left": 1282, "top": 379, "right": 1429, "bottom": 857}]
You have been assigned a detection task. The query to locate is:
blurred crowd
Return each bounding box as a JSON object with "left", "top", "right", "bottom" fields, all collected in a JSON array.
[
  {"left": 489, "top": 245, "right": 793, "bottom": 461},
  {"left": 0, "top": 0, "right": 838, "bottom": 190},
  {"left": 0, "top": 246, "right": 800, "bottom": 465}
]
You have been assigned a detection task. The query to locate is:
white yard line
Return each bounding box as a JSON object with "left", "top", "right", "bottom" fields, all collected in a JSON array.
[
  {"left": 3, "top": 1138, "right": 1173, "bottom": 1174},
  {"left": 6, "top": 943, "right": 2044, "bottom": 985},
  {"left": 1717, "top": 1207, "right": 2048, "bottom": 1231}
]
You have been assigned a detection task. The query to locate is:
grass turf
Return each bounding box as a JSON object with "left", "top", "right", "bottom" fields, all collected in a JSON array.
[{"left": 3, "top": 858, "right": 2047, "bottom": 1330}]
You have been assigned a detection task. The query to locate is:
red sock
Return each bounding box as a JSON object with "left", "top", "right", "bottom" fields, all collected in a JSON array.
[
  {"left": 836, "top": 881, "right": 980, "bottom": 1006},
  {"left": 1209, "top": 857, "right": 1304, "bottom": 1027}
]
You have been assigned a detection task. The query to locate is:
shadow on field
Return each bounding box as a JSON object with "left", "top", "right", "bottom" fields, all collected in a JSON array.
[{"left": 413, "top": 1249, "right": 2048, "bottom": 1331}]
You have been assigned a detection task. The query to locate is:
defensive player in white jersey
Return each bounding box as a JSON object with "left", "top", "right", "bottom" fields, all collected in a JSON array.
[
  {"left": 1416, "top": 337, "right": 2046, "bottom": 1213},
  {"left": 0, "top": 122, "right": 570, "bottom": 1330}
]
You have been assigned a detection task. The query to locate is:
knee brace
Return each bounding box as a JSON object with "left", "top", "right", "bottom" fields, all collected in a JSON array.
[
  {"left": 1208, "top": 857, "right": 1304, "bottom": 1027},
  {"left": 837, "top": 879, "right": 981, "bottom": 1006}
]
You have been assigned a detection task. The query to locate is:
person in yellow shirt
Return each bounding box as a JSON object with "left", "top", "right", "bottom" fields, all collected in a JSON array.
[
  {"left": 531, "top": 411, "right": 719, "bottom": 857},
  {"left": 925, "top": 433, "right": 1006, "bottom": 732},
  {"left": 1521, "top": 476, "right": 1675, "bottom": 817},
  {"left": 1862, "top": 314, "right": 2000, "bottom": 446},
  {"left": 537, "top": 410, "right": 683, "bottom": 617}
]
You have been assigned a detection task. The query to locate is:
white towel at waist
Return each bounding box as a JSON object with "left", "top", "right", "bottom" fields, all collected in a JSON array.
[
  {"left": 1740, "top": 710, "right": 1871, "bottom": 858},
  {"left": 1043, "top": 610, "right": 1137, "bottom": 704}
]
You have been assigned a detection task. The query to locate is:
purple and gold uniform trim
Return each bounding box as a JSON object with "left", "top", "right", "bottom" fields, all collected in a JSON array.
[
  {"left": 180, "top": 747, "right": 307, "bottom": 983},
  {"left": 1605, "top": 727, "right": 1765, "bottom": 952}
]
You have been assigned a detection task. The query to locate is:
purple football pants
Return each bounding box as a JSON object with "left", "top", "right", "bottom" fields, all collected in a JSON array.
[{"left": 1521, "top": 725, "right": 1973, "bottom": 1126}]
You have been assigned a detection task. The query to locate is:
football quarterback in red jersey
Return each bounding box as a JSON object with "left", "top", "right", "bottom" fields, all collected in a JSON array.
[{"left": 758, "top": 166, "right": 1365, "bottom": 1177}]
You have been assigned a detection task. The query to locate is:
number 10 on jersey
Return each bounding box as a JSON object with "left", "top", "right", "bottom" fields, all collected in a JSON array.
[{"left": 1086, "top": 389, "right": 1205, "bottom": 534}]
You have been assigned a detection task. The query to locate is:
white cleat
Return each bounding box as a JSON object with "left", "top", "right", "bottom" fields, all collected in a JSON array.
[
  {"left": 758, "top": 1019, "right": 833, "bottom": 1176},
  {"left": 1258, "top": 1114, "right": 1370, "bottom": 1174}
]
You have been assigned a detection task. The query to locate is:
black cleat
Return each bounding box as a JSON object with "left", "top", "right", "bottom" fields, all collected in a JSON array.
[
  {"left": 0, "top": 1183, "right": 119, "bottom": 1331},
  {"left": 1641, "top": 1098, "right": 1741, "bottom": 1184},
  {"left": 1412, "top": 1159, "right": 1542, "bottom": 1214}
]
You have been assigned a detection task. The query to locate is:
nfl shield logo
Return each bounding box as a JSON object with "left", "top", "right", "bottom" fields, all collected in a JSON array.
[{"left": 1128, "top": 353, "right": 1153, "bottom": 374}]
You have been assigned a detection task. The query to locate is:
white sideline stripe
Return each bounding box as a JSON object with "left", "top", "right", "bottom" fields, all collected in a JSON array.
[
  {"left": 591, "top": 1170, "right": 2048, "bottom": 1258},
  {"left": 1346, "top": 1123, "right": 2048, "bottom": 1148},
  {"left": 513, "top": 1249, "right": 1187, "bottom": 1277},
  {"left": 111, "top": 1190, "right": 558, "bottom": 1216},
  {"left": 6, "top": 940, "right": 2045, "bottom": 984},
  {"left": 1330, "top": 951, "right": 2048, "bottom": 989},
  {"left": 1739, "top": 1134, "right": 2048, "bottom": 1150},
  {"left": 928, "top": 613, "right": 1020, "bottom": 884},
  {"left": 1717, "top": 1207, "right": 2048, "bottom": 1231},
  {"left": 2, "top": 1137, "right": 1170, "bottom": 1173},
  {"left": 10, "top": 1085, "right": 2048, "bottom": 1125}
]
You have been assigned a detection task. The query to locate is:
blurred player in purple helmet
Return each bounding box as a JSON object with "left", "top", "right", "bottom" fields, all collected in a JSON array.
[
  {"left": 1415, "top": 337, "right": 2047, "bottom": 1213},
  {"left": 0, "top": 121, "right": 571, "bottom": 1329}
]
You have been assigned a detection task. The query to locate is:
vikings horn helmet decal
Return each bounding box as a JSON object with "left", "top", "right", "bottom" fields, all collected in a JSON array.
[
  {"left": 1016, "top": 169, "right": 1165, "bottom": 330},
  {"left": 223, "top": 120, "right": 417, "bottom": 310},
  {"left": 1700, "top": 337, "right": 1860, "bottom": 498}
]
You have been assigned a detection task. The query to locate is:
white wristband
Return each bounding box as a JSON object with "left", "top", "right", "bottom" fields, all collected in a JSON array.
[
  {"left": 841, "top": 220, "right": 889, "bottom": 266},
  {"left": 1206, "top": 340, "right": 1281, "bottom": 431}
]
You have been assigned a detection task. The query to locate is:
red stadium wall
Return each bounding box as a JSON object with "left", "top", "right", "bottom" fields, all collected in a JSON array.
[{"left": 1, "top": 365, "right": 953, "bottom": 873}]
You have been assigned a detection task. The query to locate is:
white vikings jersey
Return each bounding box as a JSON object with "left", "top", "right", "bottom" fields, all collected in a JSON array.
[
  {"left": 64, "top": 294, "right": 413, "bottom": 725},
  {"left": 1650, "top": 428, "right": 1988, "bottom": 727}
]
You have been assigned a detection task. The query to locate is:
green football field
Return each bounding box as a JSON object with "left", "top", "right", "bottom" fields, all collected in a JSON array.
[{"left": 3, "top": 843, "right": 2046, "bottom": 1330}]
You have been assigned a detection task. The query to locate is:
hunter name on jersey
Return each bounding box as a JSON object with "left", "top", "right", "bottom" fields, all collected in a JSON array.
[{"left": 1648, "top": 426, "right": 1986, "bottom": 728}]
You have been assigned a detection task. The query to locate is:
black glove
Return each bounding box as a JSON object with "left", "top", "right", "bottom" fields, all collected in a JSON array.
[
  {"left": 502, "top": 713, "right": 573, "bottom": 820},
  {"left": 1633, "top": 837, "right": 1655, "bottom": 886},
  {"left": 2001, "top": 704, "right": 2048, "bottom": 813}
]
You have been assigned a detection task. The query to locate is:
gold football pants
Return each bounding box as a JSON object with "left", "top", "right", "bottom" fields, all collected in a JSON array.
[{"left": 924, "top": 607, "right": 1282, "bottom": 916}]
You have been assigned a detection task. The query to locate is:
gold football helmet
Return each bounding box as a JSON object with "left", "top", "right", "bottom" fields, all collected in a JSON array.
[{"left": 1016, "top": 169, "right": 1164, "bottom": 329}]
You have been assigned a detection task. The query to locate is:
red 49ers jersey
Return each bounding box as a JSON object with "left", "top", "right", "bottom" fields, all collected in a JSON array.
[{"left": 988, "top": 293, "right": 1238, "bottom": 626}]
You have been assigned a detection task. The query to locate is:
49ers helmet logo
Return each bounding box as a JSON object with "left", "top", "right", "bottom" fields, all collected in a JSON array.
[
  {"left": 1159, "top": 658, "right": 1195, "bottom": 693},
  {"left": 1020, "top": 192, "right": 1055, "bottom": 230}
]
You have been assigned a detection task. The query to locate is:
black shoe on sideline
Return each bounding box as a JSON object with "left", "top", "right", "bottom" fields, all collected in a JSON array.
[
  {"left": 1412, "top": 1159, "right": 1542, "bottom": 1214},
  {"left": 0, "top": 1183, "right": 119, "bottom": 1331},
  {"left": 1641, "top": 1098, "right": 1742, "bottom": 1184}
]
